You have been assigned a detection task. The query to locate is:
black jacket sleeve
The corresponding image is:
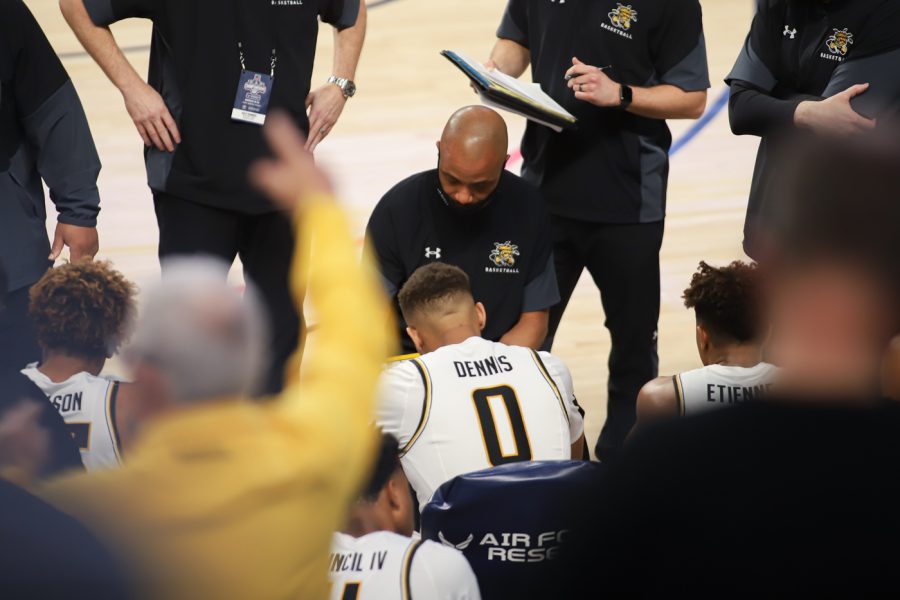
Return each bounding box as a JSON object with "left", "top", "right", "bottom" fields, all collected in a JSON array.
[
  {"left": 728, "top": 80, "right": 807, "bottom": 137},
  {"left": 13, "top": 1, "right": 101, "bottom": 226}
]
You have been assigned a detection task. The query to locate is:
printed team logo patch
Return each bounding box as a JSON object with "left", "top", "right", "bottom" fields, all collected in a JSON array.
[
  {"left": 608, "top": 3, "right": 638, "bottom": 31},
  {"left": 489, "top": 241, "right": 520, "bottom": 268},
  {"left": 601, "top": 3, "right": 638, "bottom": 39},
  {"left": 820, "top": 27, "right": 853, "bottom": 62}
]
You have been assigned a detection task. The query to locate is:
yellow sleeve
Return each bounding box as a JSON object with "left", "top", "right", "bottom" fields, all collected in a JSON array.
[{"left": 277, "top": 196, "right": 396, "bottom": 483}]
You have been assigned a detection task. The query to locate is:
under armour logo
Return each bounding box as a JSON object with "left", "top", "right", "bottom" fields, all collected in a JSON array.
[
  {"left": 783, "top": 26, "right": 797, "bottom": 39},
  {"left": 550, "top": 0, "right": 565, "bottom": 3},
  {"left": 424, "top": 247, "right": 442, "bottom": 259}
]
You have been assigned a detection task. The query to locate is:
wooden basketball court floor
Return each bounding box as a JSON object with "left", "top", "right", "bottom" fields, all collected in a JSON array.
[{"left": 30, "top": 0, "right": 759, "bottom": 452}]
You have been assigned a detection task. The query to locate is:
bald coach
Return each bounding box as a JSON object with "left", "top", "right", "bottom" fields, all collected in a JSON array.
[{"left": 366, "top": 106, "right": 559, "bottom": 356}]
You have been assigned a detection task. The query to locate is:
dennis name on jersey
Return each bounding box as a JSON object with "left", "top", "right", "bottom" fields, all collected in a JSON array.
[{"left": 453, "top": 355, "right": 514, "bottom": 378}]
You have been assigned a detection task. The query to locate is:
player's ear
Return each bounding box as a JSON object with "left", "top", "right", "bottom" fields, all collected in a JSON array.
[
  {"left": 407, "top": 326, "right": 425, "bottom": 355},
  {"left": 475, "top": 302, "right": 487, "bottom": 331},
  {"left": 386, "top": 471, "right": 415, "bottom": 537},
  {"left": 697, "top": 324, "right": 710, "bottom": 352}
]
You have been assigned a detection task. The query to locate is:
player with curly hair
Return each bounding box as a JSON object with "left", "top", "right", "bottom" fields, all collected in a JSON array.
[
  {"left": 21, "top": 260, "right": 140, "bottom": 471},
  {"left": 630, "top": 260, "right": 778, "bottom": 436}
]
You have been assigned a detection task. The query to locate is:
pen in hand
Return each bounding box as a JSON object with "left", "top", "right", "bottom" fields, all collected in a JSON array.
[{"left": 565, "top": 65, "right": 612, "bottom": 80}]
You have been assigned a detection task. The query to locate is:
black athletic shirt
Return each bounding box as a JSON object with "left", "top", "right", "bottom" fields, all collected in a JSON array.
[
  {"left": 84, "top": 0, "right": 359, "bottom": 214},
  {"left": 366, "top": 170, "right": 560, "bottom": 354},
  {"left": 497, "top": 0, "right": 709, "bottom": 224},
  {"left": 726, "top": 0, "right": 900, "bottom": 258},
  {"left": 0, "top": 0, "right": 101, "bottom": 292}
]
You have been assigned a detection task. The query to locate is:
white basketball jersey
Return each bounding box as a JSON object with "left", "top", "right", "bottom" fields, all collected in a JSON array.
[
  {"left": 329, "top": 532, "right": 480, "bottom": 600},
  {"left": 377, "top": 337, "right": 584, "bottom": 509},
  {"left": 21, "top": 364, "right": 123, "bottom": 471},
  {"left": 675, "top": 362, "right": 779, "bottom": 417}
]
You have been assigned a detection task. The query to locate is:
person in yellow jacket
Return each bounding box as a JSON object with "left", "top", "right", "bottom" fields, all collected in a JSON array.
[{"left": 37, "top": 111, "right": 396, "bottom": 599}]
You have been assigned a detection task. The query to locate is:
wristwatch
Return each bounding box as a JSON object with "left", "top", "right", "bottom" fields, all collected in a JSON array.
[
  {"left": 618, "top": 84, "right": 633, "bottom": 110},
  {"left": 328, "top": 75, "right": 356, "bottom": 99}
]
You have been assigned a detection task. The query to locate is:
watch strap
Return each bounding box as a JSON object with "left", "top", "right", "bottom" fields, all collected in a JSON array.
[{"left": 618, "top": 84, "right": 633, "bottom": 110}]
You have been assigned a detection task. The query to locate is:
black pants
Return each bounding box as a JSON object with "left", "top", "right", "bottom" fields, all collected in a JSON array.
[
  {"left": 543, "top": 214, "right": 664, "bottom": 461},
  {"left": 153, "top": 193, "right": 302, "bottom": 396},
  {"left": 0, "top": 282, "right": 43, "bottom": 372}
]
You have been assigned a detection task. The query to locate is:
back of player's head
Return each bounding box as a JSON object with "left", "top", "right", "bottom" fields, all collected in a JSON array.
[
  {"left": 360, "top": 434, "right": 402, "bottom": 502},
  {"left": 682, "top": 260, "right": 760, "bottom": 345},
  {"left": 350, "top": 433, "right": 414, "bottom": 536},
  {"left": 398, "top": 263, "right": 475, "bottom": 326},
  {"left": 28, "top": 260, "right": 137, "bottom": 360},
  {"left": 127, "top": 257, "right": 270, "bottom": 403}
]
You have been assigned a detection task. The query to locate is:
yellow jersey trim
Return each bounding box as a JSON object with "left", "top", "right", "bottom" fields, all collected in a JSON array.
[
  {"left": 106, "top": 381, "right": 123, "bottom": 463},
  {"left": 399, "top": 358, "right": 432, "bottom": 456},
  {"left": 529, "top": 350, "right": 569, "bottom": 426},
  {"left": 401, "top": 539, "right": 424, "bottom": 600},
  {"left": 674, "top": 374, "right": 686, "bottom": 417},
  {"left": 387, "top": 352, "right": 420, "bottom": 363}
]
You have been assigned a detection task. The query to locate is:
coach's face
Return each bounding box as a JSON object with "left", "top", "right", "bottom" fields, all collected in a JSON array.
[{"left": 436, "top": 142, "right": 507, "bottom": 207}]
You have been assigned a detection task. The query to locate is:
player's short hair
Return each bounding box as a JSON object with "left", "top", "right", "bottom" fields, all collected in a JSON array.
[
  {"left": 682, "top": 260, "right": 760, "bottom": 344},
  {"left": 397, "top": 263, "right": 473, "bottom": 322},
  {"left": 360, "top": 434, "right": 402, "bottom": 502},
  {"left": 29, "top": 260, "right": 137, "bottom": 360}
]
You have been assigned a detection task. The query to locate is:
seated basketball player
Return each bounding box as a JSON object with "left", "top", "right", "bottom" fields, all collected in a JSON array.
[
  {"left": 631, "top": 260, "right": 777, "bottom": 435},
  {"left": 377, "top": 263, "right": 584, "bottom": 510},
  {"left": 22, "top": 261, "right": 140, "bottom": 470},
  {"left": 330, "top": 434, "right": 481, "bottom": 600}
]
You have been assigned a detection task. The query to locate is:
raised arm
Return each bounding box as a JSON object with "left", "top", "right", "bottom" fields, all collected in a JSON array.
[
  {"left": 250, "top": 111, "right": 395, "bottom": 488},
  {"left": 59, "top": 0, "right": 180, "bottom": 151}
]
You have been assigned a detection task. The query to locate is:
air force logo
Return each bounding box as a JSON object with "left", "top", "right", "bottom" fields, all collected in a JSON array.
[{"left": 438, "top": 532, "right": 474, "bottom": 550}]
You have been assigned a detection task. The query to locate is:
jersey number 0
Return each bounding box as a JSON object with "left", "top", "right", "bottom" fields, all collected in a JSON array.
[{"left": 472, "top": 385, "right": 532, "bottom": 466}]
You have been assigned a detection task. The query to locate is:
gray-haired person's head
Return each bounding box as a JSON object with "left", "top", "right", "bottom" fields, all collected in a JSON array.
[{"left": 127, "top": 257, "right": 270, "bottom": 403}]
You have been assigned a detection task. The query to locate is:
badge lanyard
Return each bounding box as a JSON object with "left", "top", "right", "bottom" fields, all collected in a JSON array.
[{"left": 231, "top": 1, "right": 279, "bottom": 126}]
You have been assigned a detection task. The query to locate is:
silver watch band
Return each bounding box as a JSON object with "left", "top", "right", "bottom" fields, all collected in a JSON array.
[{"left": 327, "top": 75, "right": 353, "bottom": 98}]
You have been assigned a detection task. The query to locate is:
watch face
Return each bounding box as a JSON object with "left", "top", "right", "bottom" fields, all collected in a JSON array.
[{"left": 344, "top": 81, "right": 357, "bottom": 98}]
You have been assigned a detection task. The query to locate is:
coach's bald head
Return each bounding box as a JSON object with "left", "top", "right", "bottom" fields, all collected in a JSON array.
[{"left": 436, "top": 106, "right": 509, "bottom": 208}]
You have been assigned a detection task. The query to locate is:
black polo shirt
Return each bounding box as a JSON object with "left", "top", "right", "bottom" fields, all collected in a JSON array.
[
  {"left": 85, "top": 0, "right": 359, "bottom": 214},
  {"left": 366, "top": 170, "right": 560, "bottom": 354},
  {"left": 1, "top": 0, "right": 101, "bottom": 292},
  {"left": 497, "top": 0, "right": 709, "bottom": 224},
  {"left": 726, "top": 0, "right": 900, "bottom": 258}
]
